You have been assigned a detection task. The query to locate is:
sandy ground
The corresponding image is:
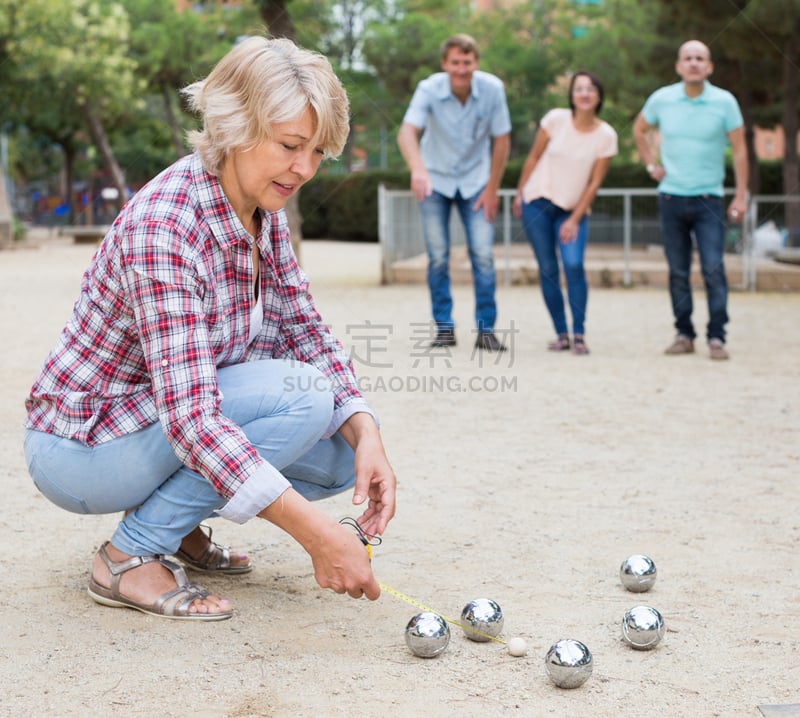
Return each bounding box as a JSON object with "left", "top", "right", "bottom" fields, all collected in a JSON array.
[{"left": 1, "top": 235, "right": 799, "bottom": 718}]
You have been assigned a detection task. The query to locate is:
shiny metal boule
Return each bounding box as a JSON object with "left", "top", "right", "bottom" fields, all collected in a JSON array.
[
  {"left": 620, "top": 554, "right": 657, "bottom": 592},
  {"left": 621, "top": 605, "right": 665, "bottom": 650},
  {"left": 460, "top": 598, "right": 504, "bottom": 642},
  {"left": 405, "top": 612, "right": 450, "bottom": 658},
  {"left": 544, "top": 639, "right": 593, "bottom": 689}
]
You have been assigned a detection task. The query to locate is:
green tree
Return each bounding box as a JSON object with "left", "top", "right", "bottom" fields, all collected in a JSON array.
[
  {"left": 1, "top": 0, "right": 138, "bottom": 220},
  {"left": 252, "top": 0, "right": 304, "bottom": 254},
  {"left": 739, "top": 1, "right": 800, "bottom": 210},
  {"left": 254, "top": 0, "right": 295, "bottom": 38},
  {"left": 361, "top": 5, "right": 467, "bottom": 169},
  {"left": 464, "top": 2, "right": 568, "bottom": 157},
  {"left": 566, "top": 0, "right": 662, "bottom": 151},
  {"left": 643, "top": 0, "right": 799, "bottom": 235},
  {"left": 123, "top": 0, "right": 213, "bottom": 157},
  {"left": 121, "top": 0, "right": 262, "bottom": 172}
]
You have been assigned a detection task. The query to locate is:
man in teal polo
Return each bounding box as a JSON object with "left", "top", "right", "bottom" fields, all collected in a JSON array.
[{"left": 633, "top": 40, "right": 748, "bottom": 360}]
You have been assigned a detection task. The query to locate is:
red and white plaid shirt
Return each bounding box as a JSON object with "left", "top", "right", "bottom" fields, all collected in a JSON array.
[{"left": 25, "top": 154, "right": 372, "bottom": 521}]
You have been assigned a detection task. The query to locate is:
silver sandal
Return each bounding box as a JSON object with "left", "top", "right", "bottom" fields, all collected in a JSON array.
[
  {"left": 174, "top": 524, "right": 253, "bottom": 574},
  {"left": 87, "top": 542, "right": 233, "bottom": 621}
]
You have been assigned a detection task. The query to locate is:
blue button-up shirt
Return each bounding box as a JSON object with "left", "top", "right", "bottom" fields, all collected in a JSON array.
[{"left": 402, "top": 70, "right": 511, "bottom": 198}]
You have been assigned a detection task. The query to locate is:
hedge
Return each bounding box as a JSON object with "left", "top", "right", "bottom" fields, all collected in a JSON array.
[{"left": 299, "top": 160, "right": 786, "bottom": 242}]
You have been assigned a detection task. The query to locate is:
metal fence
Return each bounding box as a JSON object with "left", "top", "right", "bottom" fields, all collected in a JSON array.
[{"left": 378, "top": 185, "right": 800, "bottom": 290}]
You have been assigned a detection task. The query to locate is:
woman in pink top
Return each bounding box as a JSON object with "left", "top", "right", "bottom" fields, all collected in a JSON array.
[{"left": 512, "top": 71, "right": 618, "bottom": 355}]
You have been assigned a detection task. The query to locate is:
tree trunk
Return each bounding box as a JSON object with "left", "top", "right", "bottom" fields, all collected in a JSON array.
[
  {"left": 258, "top": 0, "right": 295, "bottom": 40},
  {"left": 782, "top": 35, "right": 800, "bottom": 246},
  {"left": 162, "top": 83, "right": 186, "bottom": 158},
  {"left": 82, "top": 103, "right": 127, "bottom": 214},
  {"left": 735, "top": 62, "right": 759, "bottom": 195},
  {"left": 59, "top": 141, "right": 76, "bottom": 225},
  {"left": 257, "top": 0, "right": 302, "bottom": 261},
  {"left": 285, "top": 194, "right": 303, "bottom": 263}
]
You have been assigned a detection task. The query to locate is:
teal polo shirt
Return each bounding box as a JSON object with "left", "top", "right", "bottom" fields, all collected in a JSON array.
[{"left": 642, "top": 81, "right": 743, "bottom": 197}]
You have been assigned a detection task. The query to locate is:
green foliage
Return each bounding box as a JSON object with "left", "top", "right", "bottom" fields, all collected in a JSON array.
[
  {"left": 280, "top": 0, "right": 333, "bottom": 50},
  {"left": 465, "top": 2, "right": 567, "bottom": 156},
  {"left": 299, "top": 157, "right": 785, "bottom": 242},
  {"left": 109, "top": 99, "right": 180, "bottom": 186},
  {"left": 1, "top": 0, "right": 797, "bottom": 216},
  {"left": 12, "top": 216, "right": 27, "bottom": 241},
  {"left": 300, "top": 170, "right": 407, "bottom": 241},
  {"left": 362, "top": 13, "right": 447, "bottom": 99},
  {"left": 1, "top": 0, "right": 137, "bottom": 130}
]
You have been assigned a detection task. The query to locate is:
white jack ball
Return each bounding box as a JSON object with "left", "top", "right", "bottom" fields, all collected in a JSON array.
[{"left": 507, "top": 637, "right": 528, "bottom": 657}]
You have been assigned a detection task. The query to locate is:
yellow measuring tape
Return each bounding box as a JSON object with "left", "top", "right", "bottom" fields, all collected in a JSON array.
[
  {"left": 378, "top": 580, "right": 507, "bottom": 645},
  {"left": 341, "top": 518, "right": 505, "bottom": 645}
]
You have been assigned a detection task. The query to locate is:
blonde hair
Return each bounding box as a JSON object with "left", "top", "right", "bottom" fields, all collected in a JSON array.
[{"left": 182, "top": 36, "right": 350, "bottom": 176}]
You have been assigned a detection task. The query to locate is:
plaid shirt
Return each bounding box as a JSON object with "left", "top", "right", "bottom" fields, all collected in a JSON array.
[{"left": 25, "top": 154, "right": 371, "bottom": 521}]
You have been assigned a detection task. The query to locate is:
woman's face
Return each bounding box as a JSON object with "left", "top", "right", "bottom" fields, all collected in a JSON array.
[
  {"left": 222, "top": 106, "right": 324, "bottom": 215},
  {"left": 571, "top": 75, "right": 600, "bottom": 113}
]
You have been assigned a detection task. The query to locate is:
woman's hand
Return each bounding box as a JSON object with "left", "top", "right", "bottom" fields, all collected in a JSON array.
[
  {"left": 308, "top": 519, "right": 379, "bottom": 599},
  {"left": 559, "top": 217, "right": 580, "bottom": 244},
  {"left": 350, "top": 432, "right": 396, "bottom": 538},
  {"left": 512, "top": 193, "right": 523, "bottom": 219},
  {"left": 258, "top": 488, "right": 380, "bottom": 600},
  {"left": 340, "top": 413, "right": 396, "bottom": 538}
]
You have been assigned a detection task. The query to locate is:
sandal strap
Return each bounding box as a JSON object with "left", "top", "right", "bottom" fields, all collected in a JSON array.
[
  {"left": 548, "top": 334, "right": 571, "bottom": 351},
  {"left": 93, "top": 542, "right": 224, "bottom": 619},
  {"left": 572, "top": 335, "right": 590, "bottom": 354},
  {"left": 152, "top": 580, "right": 213, "bottom": 617},
  {"left": 176, "top": 524, "right": 239, "bottom": 571},
  {"left": 97, "top": 542, "right": 191, "bottom": 595},
  {"left": 194, "top": 524, "right": 231, "bottom": 568}
]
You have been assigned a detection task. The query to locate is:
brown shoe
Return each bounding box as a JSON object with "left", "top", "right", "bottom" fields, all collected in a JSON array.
[
  {"left": 708, "top": 338, "right": 730, "bottom": 360},
  {"left": 664, "top": 334, "right": 694, "bottom": 355}
]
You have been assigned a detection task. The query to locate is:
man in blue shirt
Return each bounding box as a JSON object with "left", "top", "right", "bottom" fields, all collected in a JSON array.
[
  {"left": 633, "top": 40, "right": 748, "bottom": 361},
  {"left": 398, "top": 34, "right": 511, "bottom": 351}
]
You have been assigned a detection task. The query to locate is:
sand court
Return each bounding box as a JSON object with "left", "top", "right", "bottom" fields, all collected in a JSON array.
[{"left": 1, "top": 236, "right": 798, "bottom": 717}]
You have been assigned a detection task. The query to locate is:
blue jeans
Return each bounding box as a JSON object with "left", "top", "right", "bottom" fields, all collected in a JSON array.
[
  {"left": 419, "top": 189, "right": 498, "bottom": 332},
  {"left": 521, "top": 198, "right": 589, "bottom": 336},
  {"left": 23, "top": 360, "right": 356, "bottom": 556},
  {"left": 658, "top": 193, "right": 729, "bottom": 342}
]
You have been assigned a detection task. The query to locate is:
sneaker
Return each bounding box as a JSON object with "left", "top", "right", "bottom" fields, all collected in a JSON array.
[
  {"left": 430, "top": 328, "right": 456, "bottom": 348},
  {"left": 708, "top": 338, "right": 730, "bottom": 360},
  {"left": 664, "top": 334, "right": 694, "bottom": 355},
  {"left": 474, "top": 331, "right": 507, "bottom": 352}
]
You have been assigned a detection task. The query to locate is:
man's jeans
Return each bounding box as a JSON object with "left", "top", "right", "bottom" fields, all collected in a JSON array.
[
  {"left": 23, "top": 360, "right": 356, "bottom": 556},
  {"left": 521, "top": 198, "right": 589, "bottom": 336},
  {"left": 658, "top": 193, "right": 729, "bottom": 342},
  {"left": 419, "top": 189, "right": 497, "bottom": 333}
]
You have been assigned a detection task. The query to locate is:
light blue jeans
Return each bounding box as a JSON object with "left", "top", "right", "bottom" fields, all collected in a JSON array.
[
  {"left": 419, "top": 189, "right": 498, "bottom": 332},
  {"left": 24, "top": 360, "right": 356, "bottom": 556}
]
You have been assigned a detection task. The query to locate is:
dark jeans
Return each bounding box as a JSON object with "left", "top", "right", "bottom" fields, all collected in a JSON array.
[
  {"left": 658, "top": 193, "right": 729, "bottom": 342},
  {"left": 521, "top": 198, "right": 589, "bottom": 336}
]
